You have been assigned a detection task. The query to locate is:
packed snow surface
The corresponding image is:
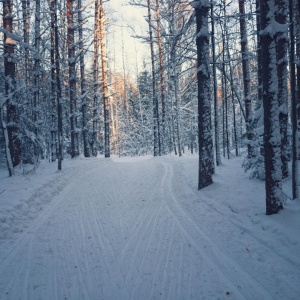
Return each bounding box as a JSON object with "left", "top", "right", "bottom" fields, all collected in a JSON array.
[{"left": 0, "top": 155, "right": 299, "bottom": 300}]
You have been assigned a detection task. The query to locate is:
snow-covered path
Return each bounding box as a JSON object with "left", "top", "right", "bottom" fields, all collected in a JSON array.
[{"left": 0, "top": 156, "right": 299, "bottom": 300}]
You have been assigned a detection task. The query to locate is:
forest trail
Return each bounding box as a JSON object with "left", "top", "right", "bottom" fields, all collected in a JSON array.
[{"left": 0, "top": 157, "right": 299, "bottom": 300}]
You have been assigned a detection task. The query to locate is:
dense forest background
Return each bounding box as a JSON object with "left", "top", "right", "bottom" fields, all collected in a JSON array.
[{"left": 0, "top": 0, "right": 299, "bottom": 215}]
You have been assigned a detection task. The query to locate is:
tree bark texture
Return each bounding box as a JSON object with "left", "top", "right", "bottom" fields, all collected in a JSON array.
[
  {"left": 260, "top": 0, "right": 283, "bottom": 214},
  {"left": 195, "top": 1, "right": 213, "bottom": 189}
]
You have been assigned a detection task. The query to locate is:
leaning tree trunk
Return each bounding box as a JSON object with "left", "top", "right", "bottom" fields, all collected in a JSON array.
[
  {"left": 194, "top": 1, "right": 213, "bottom": 189},
  {"left": 260, "top": 0, "right": 283, "bottom": 214},
  {"left": 99, "top": 0, "right": 110, "bottom": 158},
  {"left": 3, "top": 0, "right": 20, "bottom": 169},
  {"left": 67, "top": 0, "right": 79, "bottom": 158}
]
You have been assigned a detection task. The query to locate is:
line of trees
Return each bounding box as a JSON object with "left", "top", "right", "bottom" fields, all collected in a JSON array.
[
  {"left": 0, "top": 0, "right": 299, "bottom": 215},
  {"left": 195, "top": 0, "right": 299, "bottom": 215}
]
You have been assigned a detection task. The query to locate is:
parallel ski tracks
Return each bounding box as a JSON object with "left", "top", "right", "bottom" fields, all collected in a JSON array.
[{"left": 159, "top": 161, "right": 274, "bottom": 300}]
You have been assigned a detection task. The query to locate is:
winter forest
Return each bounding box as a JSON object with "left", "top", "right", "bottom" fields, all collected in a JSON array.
[{"left": 0, "top": 0, "right": 300, "bottom": 299}]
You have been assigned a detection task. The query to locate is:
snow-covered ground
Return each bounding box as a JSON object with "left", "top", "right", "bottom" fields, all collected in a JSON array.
[{"left": 0, "top": 154, "right": 299, "bottom": 300}]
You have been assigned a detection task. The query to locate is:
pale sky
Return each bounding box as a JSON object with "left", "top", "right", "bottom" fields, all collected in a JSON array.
[{"left": 106, "top": 0, "right": 149, "bottom": 79}]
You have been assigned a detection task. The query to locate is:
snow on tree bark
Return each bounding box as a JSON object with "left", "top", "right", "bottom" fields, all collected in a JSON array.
[
  {"left": 259, "top": 0, "right": 284, "bottom": 214},
  {"left": 194, "top": 0, "right": 213, "bottom": 189}
]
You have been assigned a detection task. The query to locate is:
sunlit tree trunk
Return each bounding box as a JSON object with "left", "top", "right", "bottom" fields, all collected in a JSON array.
[{"left": 99, "top": 0, "right": 110, "bottom": 158}]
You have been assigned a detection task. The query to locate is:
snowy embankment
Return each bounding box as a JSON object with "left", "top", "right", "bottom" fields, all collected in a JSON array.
[{"left": 0, "top": 154, "right": 299, "bottom": 300}]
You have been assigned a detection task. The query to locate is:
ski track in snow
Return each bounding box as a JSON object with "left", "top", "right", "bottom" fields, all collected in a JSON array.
[{"left": 0, "top": 156, "right": 299, "bottom": 300}]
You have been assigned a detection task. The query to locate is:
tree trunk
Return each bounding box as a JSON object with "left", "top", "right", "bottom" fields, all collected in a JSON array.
[
  {"left": 22, "top": 0, "right": 30, "bottom": 84},
  {"left": 194, "top": 1, "right": 213, "bottom": 189},
  {"left": 3, "top": 0, "right": 21, "bottom": 168},
  {"left": 260, "top": 0, "right": 283, "bottom": 214},
  {"left": 54, "top": 0, "right": 63, "bottom": 170},
  {"left": 155, "top": 0, "right": 166, "bottom": 154},
  {"left": 92, "top": 0, "right": 100, "bottom": 157},
  {"left": 147, "top": 0, "right": 160, "bottom": 156},
  {"left": 289, "top": 0, "right": 299, "bottom": 200},
  {"left": 33, "top": 0, "right": 41, "bottom": 159},
  {"left": 78, "top": 0, "right": 90, "bottom": 157},
  {"left": 50, "top": 0, "right": 57, "bottom": 162},
  {"left": 211, "top": 3, "right": 221, "bottom": 166},
  {"left": 238, "top": 0, "right": 254, "bottom": 159},
  {"left": 274, "top": 0, "right": 289, "bottom": 178},
  {"left": 99, "top": 0, "right": 110, "bottom": 158},
  {"left": 67, "top": 0, "right": 79, "bottom": 158}
]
